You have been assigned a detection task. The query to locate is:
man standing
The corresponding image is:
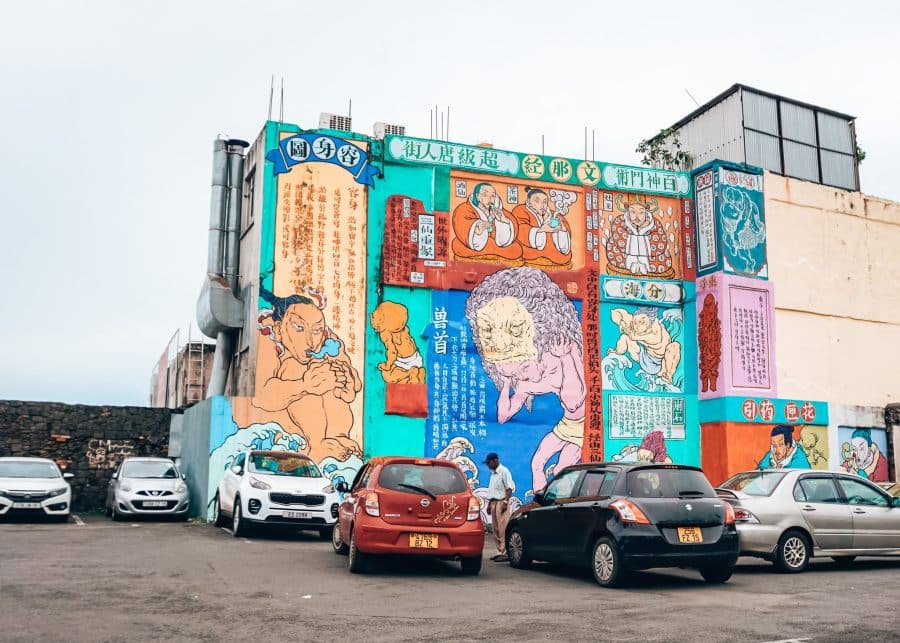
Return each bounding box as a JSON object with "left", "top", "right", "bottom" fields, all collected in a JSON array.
[{"left": 485, "top": 452, "right": 515, "bottom": 562}]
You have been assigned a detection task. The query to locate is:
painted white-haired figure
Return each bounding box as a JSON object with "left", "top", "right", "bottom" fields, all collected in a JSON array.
[{"left": 466, "top": 267, "right": 586, "bottom": 495}]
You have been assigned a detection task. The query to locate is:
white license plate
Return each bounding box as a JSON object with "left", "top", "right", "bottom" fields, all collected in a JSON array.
[
  {"left": 143, "top": 501, "right": 168, "bottom": 508},
  {"left": 13, "top": 502, "right": 41, "bottom": 509},
  {"left": 283, "top": 511, "right": 311, "bottom": 520}
]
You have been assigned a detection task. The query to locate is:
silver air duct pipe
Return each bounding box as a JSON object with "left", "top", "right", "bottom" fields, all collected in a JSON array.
[{"left": 199, "top": 138, "right": 249, "bottom": 398}]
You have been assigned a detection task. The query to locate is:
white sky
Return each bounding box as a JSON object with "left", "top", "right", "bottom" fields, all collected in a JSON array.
[{"left": 1, "top": 1, "right": 898, "bottom": 406}]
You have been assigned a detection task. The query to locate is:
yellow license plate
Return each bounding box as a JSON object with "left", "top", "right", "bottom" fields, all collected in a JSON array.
[
  {"left": 409, "top": 533, "right": 439, "bottom": 549},
  {"left": 677, "top": 527, "right": 703, "bottom": 543}
]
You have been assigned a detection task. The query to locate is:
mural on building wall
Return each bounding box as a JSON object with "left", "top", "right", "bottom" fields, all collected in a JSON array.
[
  {"left": 610, "top": 429, "right": 673, "bottom": 464},
  {"left": 603, "top": 305, "right": 684, "bottom": 392},
  {"left": 371, "top": 301, "right": 426, "bottom": 384},
  {"left": 426, "top": 267, "right": 585, "bottom": 500},
  {"left": 839, "top": 427, "right": 889, "bottom": 482}
]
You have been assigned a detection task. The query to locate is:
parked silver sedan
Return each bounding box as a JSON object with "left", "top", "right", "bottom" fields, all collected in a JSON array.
[
  {"left": 716, "top": 469, "right": 900, "bottom": 572},
  {"left": 106, "top": 457, "right": 189, "bottom": 520}
]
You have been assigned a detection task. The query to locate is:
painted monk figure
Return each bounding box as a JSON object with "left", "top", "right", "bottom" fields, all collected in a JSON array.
[
  {"left": 451, "top": 182, "right": 522, "bottom": 265},
  {"left": 511, "top": 188, "right": 573, "bottom": 269},
  {"left": 249, "top": 288, "right": 363, "bottom": 462},
  {"left": 609, "top": 306, "right": 681, "bottom": 385}
]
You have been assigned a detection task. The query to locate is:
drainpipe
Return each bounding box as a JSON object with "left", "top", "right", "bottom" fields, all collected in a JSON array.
[{"left": 200, "top": 138, "right": 249, "bottom": 398}]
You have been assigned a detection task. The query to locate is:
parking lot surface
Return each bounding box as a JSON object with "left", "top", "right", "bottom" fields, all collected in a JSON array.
[{"left": 1, "top": 515, "right": 898, "bottom": 642}]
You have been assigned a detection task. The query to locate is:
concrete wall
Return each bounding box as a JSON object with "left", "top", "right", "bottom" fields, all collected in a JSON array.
[
  {"left": 766, "top": 174, "right": 900, "bottom": 407},
  {"left": 176, "top": 398, "right": 213, "bottom": 519},
  {"left": 0, "top": 400, "right": 174, "bottom": 510}
]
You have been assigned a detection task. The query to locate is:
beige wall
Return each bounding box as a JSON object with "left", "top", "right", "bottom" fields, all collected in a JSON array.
[{"left": 765, "top": 173, "right": 900, "bottom": 407}]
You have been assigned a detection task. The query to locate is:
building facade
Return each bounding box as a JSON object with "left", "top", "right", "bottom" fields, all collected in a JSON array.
[{"left": 177, "top": 120, "right": 897, "bottom": 519}]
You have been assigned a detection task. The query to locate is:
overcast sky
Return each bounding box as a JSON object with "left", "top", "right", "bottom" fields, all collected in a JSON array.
[{"left": 1, "top": 1, "right": 897, "bottom": 406}]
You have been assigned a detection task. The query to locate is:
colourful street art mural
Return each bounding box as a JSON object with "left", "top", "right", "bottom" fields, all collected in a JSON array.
[
  {"left": 839, "top": 426, "right": 889, "bottom": 482},
  {"left": 188, "top": 121, "right": 877, "bottom": 522}
]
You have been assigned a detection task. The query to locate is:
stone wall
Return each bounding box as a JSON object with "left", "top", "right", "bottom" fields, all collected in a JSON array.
[{"left": 0, "top": 400, "right": 176, "bottom": 511}]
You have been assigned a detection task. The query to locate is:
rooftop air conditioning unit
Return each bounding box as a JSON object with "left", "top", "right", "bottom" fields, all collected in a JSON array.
[
  {"left": 373, "top": 122, "right": 406, "bottom": 139},
  {"left": 319, "top": 112, "right": 352, "bottom": 132}
]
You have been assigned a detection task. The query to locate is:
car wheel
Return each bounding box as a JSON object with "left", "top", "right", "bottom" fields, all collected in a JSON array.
[
  {"left": 460, "top": 555, "right": 482, "bottom": 576},
  {"left": 105, "top": 502, "right": 112, "bottom": 518},
  {"left": 348, "top": 529, "right": 368, "bottom": 574},
  {"left": 232, "top": 497, "right": 248, "bottom": 538},
  {"left": 111, "top": 503, "right": 121, "bottom": 522},
  {"left": 507, "top": 529, "right": 532, "bottom": 569},
  {"left": 774, "top": 530, "right": 810, "bottom": 573},
  {"left": 699, "top": 564, "right": 734, "bottom": 583},
  {"left": 592, "top": 536, "right": 626, "bottom": 588},
  {"left": 53, "top": 514, "right": 70, "bottom": 523},
  {"left": 212, "top": 495, "right": 226, "bottom": 528},
  {"left": 332, "top": 524, "right": 349, "bottom": 555},
  {"left": 831, "top": 556, "right": 856, "bottom": 566}
]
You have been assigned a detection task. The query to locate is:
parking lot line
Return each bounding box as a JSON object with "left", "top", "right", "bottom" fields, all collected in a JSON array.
[{"left": 72, "top": 515, "right": 85, "bottom": 526}]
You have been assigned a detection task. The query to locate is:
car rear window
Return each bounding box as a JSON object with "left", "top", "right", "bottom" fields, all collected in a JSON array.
[
  {"left": 378, "top": 464, "right": 468, "bottom": 496},
  {"left": 718, "top": 471, "right": 786, "bottom": 497},
  {"left": 626, "top": 468, "right": 715, "bottom": 498}
]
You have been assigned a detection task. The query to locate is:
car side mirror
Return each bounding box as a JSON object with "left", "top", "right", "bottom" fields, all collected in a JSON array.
[
  {"left": 534, "top": 491, "right": 545, "bottom": 505},
  {"left": 231, "top": 465, "right": 243, "bottom": 476},
  {"left": 181, "top": 473, "right": 187, "bottom": 480},
  {"left": 63, "top": 473, "right": 74, "bottom": 480},
  {"left": 335, "top": 482, "right": 350, "bottom": 493}
]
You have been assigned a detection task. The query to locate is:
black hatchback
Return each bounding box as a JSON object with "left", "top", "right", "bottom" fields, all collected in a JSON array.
[{"left": 504, "top": 463, "right": 739, "bottom": 587}]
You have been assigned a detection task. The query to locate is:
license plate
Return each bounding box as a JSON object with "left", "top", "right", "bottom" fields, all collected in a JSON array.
[
  {"left": 144, "top": 501, "right": 168, "bottom": 508},
  {"left": 13, "top": 502, "right": 41, "bottom": 509},
  {"left": 283, "top": 511, "right": 311, "bottom": 520},
  {"left": 677, "top": 526, "right": 703, "bottom": 543},
  {"left": 409, "top": 533, "right": 439, "bottom": 549}
]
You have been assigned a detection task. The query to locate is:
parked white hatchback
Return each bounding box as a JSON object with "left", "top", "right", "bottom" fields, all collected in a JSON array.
[
  {"left": 213, "top": 450, "right": 341, "bottom": 538},
  {"left": 0, "top": 457, "right": 74, "bottom": 521},
  {"left": 106, "top": 457, "right": 190, "bottom": 520}
]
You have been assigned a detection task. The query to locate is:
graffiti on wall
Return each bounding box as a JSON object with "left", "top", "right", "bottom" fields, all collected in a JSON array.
[
  {"left": 426, "top": 267, "right": 585, "bottom": 499},
  {"left": 86, "top": 439, "right": 135, "bottom": 469},
  {"left": 839, "top": 427, "right": 889, "bottom": 482}
]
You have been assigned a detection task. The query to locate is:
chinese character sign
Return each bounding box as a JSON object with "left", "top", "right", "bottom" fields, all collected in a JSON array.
[{"left": 267, "top": 133, "right": 380, "bottom": 186}]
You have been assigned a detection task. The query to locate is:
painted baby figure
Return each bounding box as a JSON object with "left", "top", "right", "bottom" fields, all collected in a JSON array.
[{"left": 370, "top": 301, "right": 426, "bottom": 384}]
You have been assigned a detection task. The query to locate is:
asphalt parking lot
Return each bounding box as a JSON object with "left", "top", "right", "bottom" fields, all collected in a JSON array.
[{"left": 1, "top": 515, "right": 898, "bottom": 643}]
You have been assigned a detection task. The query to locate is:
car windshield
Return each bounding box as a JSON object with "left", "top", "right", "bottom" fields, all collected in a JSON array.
[
  {"left": 626, "top": 468, "right": 715, "bottom": 498},
  {"left": 249, "top": 454, "right": 321, "bottom": 478},
  {"left": 718, "top": 471, "right": 786, "bottom": 496},
  {"left": 121, "top": 461, "right": 179, "bottom": 479},
  {"left": 0, "top": 461, "right": 61, "bottom": 478},
  {"left": 378, "top": 464, "right": 468, "bottom": 496}
]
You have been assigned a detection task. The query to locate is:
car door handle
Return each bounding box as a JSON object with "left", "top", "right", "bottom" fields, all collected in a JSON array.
[
  {"left": 802, "top": 505, "right": 816, "bottom": 512},
  {"left": 853, "top": 508, "right": 866, "bottom": 514}
]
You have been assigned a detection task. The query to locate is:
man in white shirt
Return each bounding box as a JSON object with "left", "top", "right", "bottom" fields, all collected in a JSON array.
[{"left": 485, "top": 452, "right": 515, "bottom": 562}]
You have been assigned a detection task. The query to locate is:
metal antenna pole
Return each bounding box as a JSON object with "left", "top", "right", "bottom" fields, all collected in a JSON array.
[
  {"left": 279, "top": 77, "right": 284, "bottom": 122},
  {"left": 447, "top": 106, "right": 451, "bottom": 141},
  {"left": 267, "top": 75, "right": 274, "bottom": 121}
]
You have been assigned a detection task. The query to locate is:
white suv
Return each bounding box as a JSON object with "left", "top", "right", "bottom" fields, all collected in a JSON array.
[
  {"left": 0, "top": 457, "right": 74, "bottom": 521},
  {"left": 212, "top": 450, "right": 341, "bottom": 538}
]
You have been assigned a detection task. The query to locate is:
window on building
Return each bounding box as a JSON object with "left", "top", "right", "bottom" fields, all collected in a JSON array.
[{"left": 242, "top": 166, "right": 256, "bottom": 234}]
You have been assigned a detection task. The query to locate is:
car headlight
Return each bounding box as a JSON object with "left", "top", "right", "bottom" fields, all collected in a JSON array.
[
  {"left": 174, "top": 482, "right": 187, "bottom": 493},
  {"left": 119, "top": 482, "right": 133, "bottom": 492},
  {"left": 322, "top": 484, "right": 335, "bottom": 494},
  {"left": 248, "top": 476, "right": 271, "bottom": 490},
  {"left": 47, "top": 487, "right": 68, "bottom": 498}
]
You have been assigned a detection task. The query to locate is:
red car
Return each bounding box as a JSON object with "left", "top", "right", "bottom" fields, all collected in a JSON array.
[{"left": 332, "top": 457, "right": 485, "bottom": 574}]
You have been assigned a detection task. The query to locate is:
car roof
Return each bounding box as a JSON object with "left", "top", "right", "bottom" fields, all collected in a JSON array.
[
  {"left": 0, "top": 457, "right": 56, "bottom": 464},
  {"left": 560, "top": 462, "right": 704, "bottom": 474},
  {"left": 249, "top": 450, "right": 312, "bottom": 460},
  {"left": 366, "top": 456, "right": 455, "bottom": 466}
]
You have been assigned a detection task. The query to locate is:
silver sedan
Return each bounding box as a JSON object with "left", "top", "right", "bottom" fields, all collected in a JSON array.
[
  {"left": 106, "top": 457, "right": 189, "bottom": 520},
  {"left": 716, "top": 469, "right": 900, "bottom": 572}
]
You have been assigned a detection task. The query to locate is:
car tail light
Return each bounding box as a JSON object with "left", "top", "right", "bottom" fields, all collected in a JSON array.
[
  {"left": 611, "top": 499, "right": 651, "bottom": 524},
  {"left": 724, "top": 503, "right": 735, "bottom": 525},
  {"left": 467, "top": 496, "right": 480, "bottom": 521},
  {"left": 364, "top": 492, "right": 380, "bottom": 517},
  {"left": 733, "top": 507, "right": 758, "bottom": 523}
]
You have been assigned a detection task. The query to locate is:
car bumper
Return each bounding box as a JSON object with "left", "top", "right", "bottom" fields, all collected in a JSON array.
[
  {"left": 240, "top": 493, "right": 340, "bottom": 529},
  {"left": 355, "top": 519, "right": 485, "bottom": 558},
  {"left": 114, "top": 493, "right": 190, "bottom": 515},
  {"left": 734, "top": 523, "right": 781, "bottom": 557},
  {"left": 616, "top": 524, "right": 740, "bottom": 569},
  {"left": 0, "top": 493, "right": 71, "bottom": 517}
]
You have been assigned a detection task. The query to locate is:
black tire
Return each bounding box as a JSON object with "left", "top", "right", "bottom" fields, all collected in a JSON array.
[
  {"left": 460, "top": 556, "right": 482, "bottom": 576},
  {"left": 774, "top": 530, "right": 810, "bottom": 573},
  {"left": 699, "top": 563, "right": 734, "bottom": 583},
  {"left": 53, "top": 514, "right": 70, "bottom": 523},
  {"left": 212, "top": 494, "right": 226, "bottom": 528},
  {"left": 591, "top": 536, "right": 627, "bottom": 588},
  {"left": 507, "top": 529, "right": 532, "bottom": 569},
  {"left": 348, "top": 529, "right": 368, "bottom": 574},
  {"left": 831, "top": 556, "right": 856, "bottom": 566},
  {"left": 111, "top": 503, "right": 121, "bottom": 522},
  {"left": 232, "top": 496, "right": 248, "bottom": 538},
  {"left": 332, "top": 524, "right": 349, "bottom": 555},
  {"left": 105, "top": 502, "right": 112, "bottom": 518}
]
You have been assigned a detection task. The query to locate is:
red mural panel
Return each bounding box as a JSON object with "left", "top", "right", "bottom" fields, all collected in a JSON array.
[{"left": 382, "top": 195, "right": 450, "bottom": 289}]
